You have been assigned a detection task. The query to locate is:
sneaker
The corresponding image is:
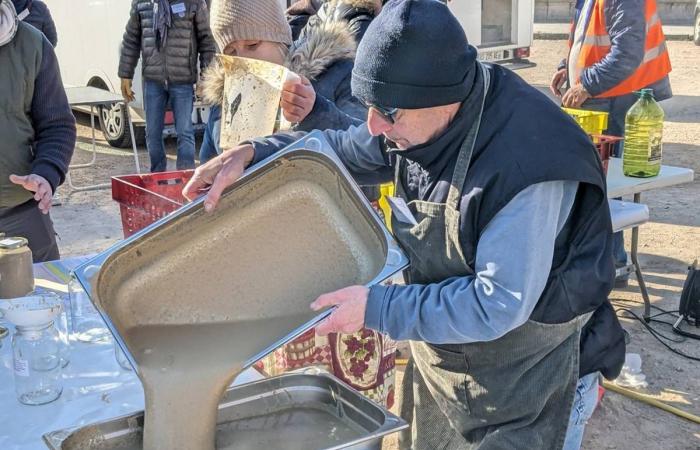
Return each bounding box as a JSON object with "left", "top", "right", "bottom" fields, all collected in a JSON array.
[{"left": 51, "top": 193, "right": 62, "bottom": 207}]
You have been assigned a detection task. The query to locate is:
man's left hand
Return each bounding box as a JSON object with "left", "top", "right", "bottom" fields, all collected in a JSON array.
[
  {"left": 310, "top": 286, "right": 369, "bottom": 336},
  {"left": 9, "top": 174, "right": 53, "bottom": 214},
  {"left": 281, "top": 75, "right": 316, "bottom": 124},
  {"left": 562, "top": 84, "right": 591, "bottom": 108}
]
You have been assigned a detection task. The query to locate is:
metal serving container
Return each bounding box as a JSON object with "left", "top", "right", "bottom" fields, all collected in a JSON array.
[
  {"left": 43, "top": 373, "right": 408, "bottom": 450},
  {"left": 73, "top": 130, "right": 408, "bottom": 375}
]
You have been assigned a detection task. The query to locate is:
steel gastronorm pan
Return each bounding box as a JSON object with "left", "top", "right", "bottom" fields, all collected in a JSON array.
[
  {"left": 42, "top": 373, "right": 408, "bottom": 450},
  {"left": 73, "top": 131, "right": 408, "bottom": 374}
]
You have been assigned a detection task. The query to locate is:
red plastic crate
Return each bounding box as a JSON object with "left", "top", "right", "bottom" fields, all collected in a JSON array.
[
  {"left": 591, "top": 135, "right": 621, "bottom": 175},
  {"left": 112, "top": 170, "right": 195, "bottom": 238}
]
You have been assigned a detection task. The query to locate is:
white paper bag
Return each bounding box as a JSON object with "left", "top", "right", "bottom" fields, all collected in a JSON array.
[{"left": 218, "top": 55, "right": 289, "bottom": 148}]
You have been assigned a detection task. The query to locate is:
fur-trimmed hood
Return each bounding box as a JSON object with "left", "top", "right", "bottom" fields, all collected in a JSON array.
[
  {"left": 287, "top": 0, "right": 381, "bottom": 18},
  {"left": 200, "top": 17, "right": 356, "bottom": 106}
]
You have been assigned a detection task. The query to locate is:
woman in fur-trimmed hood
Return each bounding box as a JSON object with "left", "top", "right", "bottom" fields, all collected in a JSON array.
[
  {"left": 287, "top": 0, "right": 383, "bottom": 42},
  {"left": 199, "top": 0, "right": 374, "bottom": 163}
]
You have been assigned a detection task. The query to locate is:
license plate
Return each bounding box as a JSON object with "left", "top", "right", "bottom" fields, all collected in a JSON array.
[{"left": 478, "top": 50, "right": 505, "bottom": 62}]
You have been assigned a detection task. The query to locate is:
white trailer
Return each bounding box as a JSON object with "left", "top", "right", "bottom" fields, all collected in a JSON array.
[{"left": 47, "top": 0, "right": 208, "bottom": 148}]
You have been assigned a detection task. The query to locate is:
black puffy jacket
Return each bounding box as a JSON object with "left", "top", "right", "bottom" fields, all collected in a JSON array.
[
  {"left": 12, "top": 0, "right": 57, "bottom": 47},
  {"left": 118, "top": 0, "right": 216, "bottom": 85}
]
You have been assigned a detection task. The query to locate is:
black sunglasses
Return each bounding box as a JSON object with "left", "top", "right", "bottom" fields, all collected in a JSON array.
[{"left": 360, "top": 99, "right": 399, "bottom": 124}]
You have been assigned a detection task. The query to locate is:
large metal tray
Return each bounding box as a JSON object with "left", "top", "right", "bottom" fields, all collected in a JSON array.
[
  {"left": 43, "top": 373, "right": 408, "bottom": 450},
  {"left": 73, "top": 131, "right": 408, "bottom": 374}
]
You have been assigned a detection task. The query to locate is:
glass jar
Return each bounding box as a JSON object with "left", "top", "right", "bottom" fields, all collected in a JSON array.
[
  {"left": 55, "top": 300, "right": 71, "bottom": 367},
  {"left": 0, "top": 236, "right": 35, "bottom": 299},
  {"left": 12, "top": 321, "right": 63, "bottom": 405},
  {"left": 0, "top": 326, "right": 8, "bottom": 349},
  {"left": 114, "top": 341, "right": 133, "bottom": 371},
  {"left": 69, "top": 275, "right": 109, "bottom": 343}
]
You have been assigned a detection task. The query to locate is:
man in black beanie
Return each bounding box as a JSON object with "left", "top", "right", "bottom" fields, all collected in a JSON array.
[{"left": 184, "top": 1, "right": 625, "bottom": 448}]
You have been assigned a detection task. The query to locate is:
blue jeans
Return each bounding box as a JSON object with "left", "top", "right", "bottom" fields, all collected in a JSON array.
[
  {"left": 583, "top": 94, "right": 640, "bottom": 274},
  {"left": 199, "top": 104, "right": 222, "bottom": 164},
  {"left": 144, "top": 80, "right": 195, "bottom": 172},
  {"left": 563, "top": 372, "right": 600, "bottom": 450}
]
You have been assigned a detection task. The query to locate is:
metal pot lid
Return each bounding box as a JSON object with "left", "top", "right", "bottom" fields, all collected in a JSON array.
[{"left": 0, "top": 237, "right": 29, "bottom": 250}]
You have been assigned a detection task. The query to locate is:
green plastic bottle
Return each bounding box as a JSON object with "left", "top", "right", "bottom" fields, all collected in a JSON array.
[{"left": 622, "top": 89, "right": 664, "bottom": 178}]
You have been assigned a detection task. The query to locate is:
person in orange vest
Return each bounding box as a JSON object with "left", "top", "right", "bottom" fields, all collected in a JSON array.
[
  {"left": 552, "top": 0, "right": 672, "bottom": 114},
  {"left": 552, "top": 0, "right": 672, "bottom": 288},
  {"left": 551, "top": 1, "right": 671, "bottom": 449}
]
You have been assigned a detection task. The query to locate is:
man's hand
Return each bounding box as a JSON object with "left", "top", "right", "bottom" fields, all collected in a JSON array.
[
  {"left": 182, "top": 144, "right": 255, "bottom": 212},
  {"left": 9, "top": 174, "right": 53, "bottom": 214},
  {"left": 280, "top": 74, "right": 316, "bottom": 124},
  {"left": 121, "top": 78, "right": 135, "bottom": 103},
  {"left": 562, "top": 84, "right": 591, "bottom": 108},
  {"left": 550, "top": 68, "right": 568, "bottom": 98},
  {"left": 310, "top": 286, "right": 369, "bottom": 336}
]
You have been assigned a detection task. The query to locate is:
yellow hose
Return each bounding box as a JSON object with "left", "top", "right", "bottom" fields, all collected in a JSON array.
[
  {"left": 395, "top": 357, "right": 700, "bottom": 425},
  {"left": 600, "top": 379, "right": 700, "bottom": 425}
]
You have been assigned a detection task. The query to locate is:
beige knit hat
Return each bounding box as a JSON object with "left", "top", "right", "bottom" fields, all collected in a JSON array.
[{"left": 211, "top": 0, "right": 293, "bottom": 52}]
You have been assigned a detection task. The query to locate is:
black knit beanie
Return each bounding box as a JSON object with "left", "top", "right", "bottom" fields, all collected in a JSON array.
[{"left": 351, "top": 0, "right": 477, "bottom": 109}]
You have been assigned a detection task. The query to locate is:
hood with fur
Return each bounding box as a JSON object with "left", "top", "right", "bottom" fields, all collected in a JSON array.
[
  {"left": 287, "top": 0, "right": 381, "bottom": 17},
  {"left": 200, "top": 17, "right": 356, "bottom": 106}
]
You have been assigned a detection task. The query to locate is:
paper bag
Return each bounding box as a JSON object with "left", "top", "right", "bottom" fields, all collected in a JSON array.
[{"left": 218, "top": 55, "right": 289, "bottom": 148}]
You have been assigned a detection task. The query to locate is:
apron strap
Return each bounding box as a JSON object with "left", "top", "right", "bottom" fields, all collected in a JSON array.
[
  {"left": 445, "top": 62, "right": 491, "bottom": 210},
  {"left": 393, "top": 153, "right": 404, "bottom": 197}
]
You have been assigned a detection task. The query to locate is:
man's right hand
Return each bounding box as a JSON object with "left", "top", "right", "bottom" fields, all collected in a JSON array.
[
  {"left": 121, "top": 78, "right": 135, "bottom": 103},
  {"left": 182, "top": 144, "right": 255, "bottom": 212},
  {"left": 550, "top": 69, "right": 568, "bottom": 98},
  {"left": 9, "top": 174, "right": 53, "bottom": 214}
]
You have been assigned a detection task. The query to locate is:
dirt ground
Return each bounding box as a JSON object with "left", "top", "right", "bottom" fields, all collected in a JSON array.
[{"left": 52, "top": 40, "right": 699, "bottom": 449}]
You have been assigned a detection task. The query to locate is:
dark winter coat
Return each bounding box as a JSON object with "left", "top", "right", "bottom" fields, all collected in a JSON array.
[
  {"left": 0, "top": 23, "right": 75, "bottom": 208},
  {"left": 118, "top": 0, "right": 216, "bottom": 85},
  {"left": 11, "top": 0, "right": 57, "bottom": 47},
  {"left": 562, "top": 0, "right": 672, "bottom": 100},
  {"left": 287, "top": 0, "right": 381, "bottom": 42}
]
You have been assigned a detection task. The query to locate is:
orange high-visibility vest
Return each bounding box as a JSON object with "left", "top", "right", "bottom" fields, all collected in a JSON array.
[{"left": 569, "top": 0, "right": 672, "bottom": 98}]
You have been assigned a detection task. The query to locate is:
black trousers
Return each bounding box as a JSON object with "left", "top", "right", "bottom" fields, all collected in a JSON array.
[{"left": 0, "top": 200, "right": 60, "bottom": 262}]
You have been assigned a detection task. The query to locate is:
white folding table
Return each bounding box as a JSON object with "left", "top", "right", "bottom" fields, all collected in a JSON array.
[
  {"left": 606, "top": 158, "right": 694, "bottom": 320},
  {"left": 65, "top": 87, "right": 141, "bottom": 192}
]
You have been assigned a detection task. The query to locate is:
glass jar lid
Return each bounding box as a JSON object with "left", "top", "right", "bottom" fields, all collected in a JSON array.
[{"left": 0, "top": 236, "right": 29, "bottom": 250}]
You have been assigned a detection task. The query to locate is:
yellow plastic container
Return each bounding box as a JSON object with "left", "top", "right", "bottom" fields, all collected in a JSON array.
[
  {"left": 562, "top": 107, "right": 609, "bottom": 136},
  {"left": 378, "top": 182, "right": 395, "bottom": 231}
]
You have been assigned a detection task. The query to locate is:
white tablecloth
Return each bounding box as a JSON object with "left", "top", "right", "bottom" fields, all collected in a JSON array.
[
  {"left": 0, "top": 258, "right": 263, "bottom": 450},
  {"left": 0, "top": 329, "right": 263, "bottom": 450}
]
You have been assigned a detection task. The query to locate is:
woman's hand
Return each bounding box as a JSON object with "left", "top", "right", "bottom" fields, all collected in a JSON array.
[{"left": 281, "top": 75, "right": 316, "bottom": 124}]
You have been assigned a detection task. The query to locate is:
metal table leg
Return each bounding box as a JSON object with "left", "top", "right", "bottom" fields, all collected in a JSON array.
[
  {"left": 69, "top": 105, "right": 99, "bottom": 170},
  {"left": 125, "top": 103, "right": 141, "bottom": 174},
  {"left": 631, "top": 192, "right": 652, "bottom": 322},
  {"left": 67, "top": 105, "right": 112, "bottom": 192}
]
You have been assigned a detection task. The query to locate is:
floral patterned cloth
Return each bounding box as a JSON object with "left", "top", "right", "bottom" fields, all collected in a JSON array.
[{"left": 255, "top": 327, "right": 397, "bottom": 408}]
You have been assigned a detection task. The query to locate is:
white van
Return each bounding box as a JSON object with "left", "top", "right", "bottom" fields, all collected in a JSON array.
[
  {"left": 47, "top": 0, "right": 213, "bottom": 148},
  {"left": 47, "top": 0, "right": 146, "bottom": 147},
  {"left": 446, "top": 0, "right": 534, "bottom": 67},
  {"left": 48, "top": 0, "right": 533, "bottom": 148}
]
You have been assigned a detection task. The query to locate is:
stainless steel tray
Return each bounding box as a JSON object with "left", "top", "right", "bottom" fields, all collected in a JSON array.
[
  {"left": 74, "top": 131, "right": 408, "bottom": 374},
  {"left": 43, "top": 373, "right": 408, "bottom": 450}
]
